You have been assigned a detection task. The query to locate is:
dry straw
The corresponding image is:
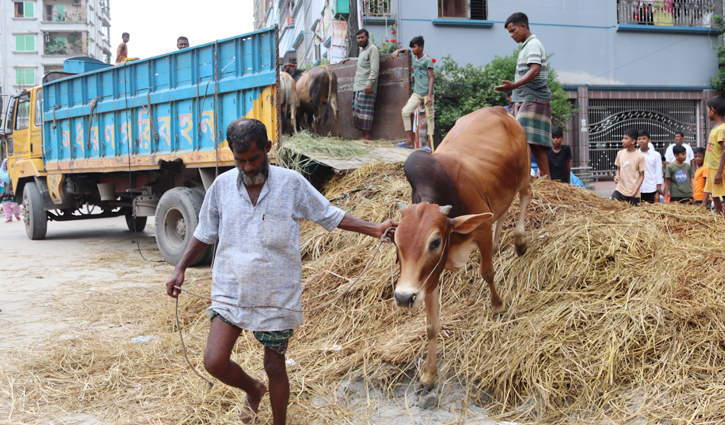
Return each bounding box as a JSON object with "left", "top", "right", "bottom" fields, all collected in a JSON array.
[{"left": 3, "top": 162, "right": 725, "bottom": 424}]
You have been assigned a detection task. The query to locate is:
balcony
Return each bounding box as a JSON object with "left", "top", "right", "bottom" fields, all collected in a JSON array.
[
  {"left": 100, "top": 0, "right": 111, "bottom": 27},
  {"left": 43, "top": 33, "right": 84, "bottom": 57},
  {"left": 617, "top": 0, "right": 717, "bottom": 27}
]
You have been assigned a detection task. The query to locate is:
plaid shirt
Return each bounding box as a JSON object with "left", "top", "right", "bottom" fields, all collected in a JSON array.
[{"left": 194, "top": 165, "right": 345, "bottom": 331}]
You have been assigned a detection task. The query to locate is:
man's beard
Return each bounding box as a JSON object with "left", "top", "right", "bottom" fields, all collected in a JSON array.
[
  {"left": 238, "top": 155, "right": 270, "bottom": 186},
  {"left": 359, "top": 40, "right": 368, "bottom": 48}
]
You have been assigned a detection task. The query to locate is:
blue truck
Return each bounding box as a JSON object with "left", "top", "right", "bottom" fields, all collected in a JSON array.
[{"left": 1, "top": 27, "right": 279, "bottom": 265}]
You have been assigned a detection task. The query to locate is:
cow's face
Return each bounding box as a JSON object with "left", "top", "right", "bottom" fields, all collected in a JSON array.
[{"left": 393, "top": 202, "right": 491, "bottom": 310}]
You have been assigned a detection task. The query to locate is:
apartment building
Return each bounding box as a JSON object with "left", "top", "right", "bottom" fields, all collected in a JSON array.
[{"left": 0, "top": 0, "right": 111, "bottom": 99}]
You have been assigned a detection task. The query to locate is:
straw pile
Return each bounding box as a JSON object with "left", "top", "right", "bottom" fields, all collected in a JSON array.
[{"left": 3, "top": 162, "right": 725, "bottom": 424}]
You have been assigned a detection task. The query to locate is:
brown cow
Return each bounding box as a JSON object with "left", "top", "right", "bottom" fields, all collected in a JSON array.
[
  {"left": 282, "top": 64, "right": 340, "bottom": 135},
  {"left": 393, "top": 107, "right": 531, "bottom": 392},
  {"left": 279, "top": 71, "right": 298, "bottom": 134}
]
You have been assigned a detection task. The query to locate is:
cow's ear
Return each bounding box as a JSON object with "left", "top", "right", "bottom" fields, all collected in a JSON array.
[{"left": 450, "top": 213, "right": 493, "bottom": 234}]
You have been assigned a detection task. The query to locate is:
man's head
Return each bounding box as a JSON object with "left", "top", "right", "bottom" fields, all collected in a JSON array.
[
  {"left": 637, "top": 130, "right": 651, "bottom": 151},
  {"left": 226, "top": 119, "right": 272, "bottom": 186},
  {"left": 551, "top": 126, "right": 563, "bottom": 149},
  {"left": 622, "top": 128, "right": 638, "bottom": 148},
  {"left": 356, "top": 29, "right": 370, "bottom": 48},
  {"left": 409, "top": 36, "right": 424, "bottom": 56},
  {"left": 707, "top": 95, "right": 725, "bottom": 121},
  {"left": 674, "top": 131, "right": 685, "bottom": 145},
  {"left": 673, "top": 144, "right": 687, "bottom": 163},
  {"left": 506, "top": 91, "right": 513, "bottom": 104},
  {"left": 694, "top": 147, "right": 706, "bottom": 166},
  {"left": 122, "top": 32, "right": 130, "bottom": 42},
  {"left": 177, "top": 36, "right": 189, "bottom": 50},
  {"left": 504, "top": 12, "right": 531, "bottom": 43}
]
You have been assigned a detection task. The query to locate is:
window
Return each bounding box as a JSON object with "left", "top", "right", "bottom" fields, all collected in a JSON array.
[
  {"left": 14, "top": 2, "right": 35, "bottom": 18},
  {"left": 15, "top": 95, "right": 31, "bottom": 130},
  {"left": 438, "top": 0, "right": 487, "bottom": 20},
  {"left": 35, "top": 89, "right": 44, "bottom": 127},
  {"left": 16, "top": 68, "right": 36, "bottom": 86},
  {"left": 15, "top": 35, "right": 35, "bottom": 52}
]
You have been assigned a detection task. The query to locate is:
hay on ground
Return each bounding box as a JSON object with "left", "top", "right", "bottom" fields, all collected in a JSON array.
[{"left": 2, "top": 162, "right": 725, "bottom": 424}]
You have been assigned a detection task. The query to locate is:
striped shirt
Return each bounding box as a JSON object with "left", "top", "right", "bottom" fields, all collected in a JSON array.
[
  {"left": 513, "top": 35, "right": 551, "bottom": 103},
  {"left": 194, "top": 165, "right": 345, "bottom": 331}
]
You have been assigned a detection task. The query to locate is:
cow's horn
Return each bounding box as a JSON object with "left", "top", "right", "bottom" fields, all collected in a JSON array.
[
  {"left": 397, "top": 202, "right": 408, "bottom": 212},
  {"left": 440, "top": 205, "right": 453, "bottom": 216}
]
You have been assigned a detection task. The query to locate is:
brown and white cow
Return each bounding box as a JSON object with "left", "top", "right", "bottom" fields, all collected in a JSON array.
[
  {"left": 279, "top": 71, "right": 298, "bottom": 134},
  {"left": 393, "top": 106, "right": 531, "bottom": 391},
  {"left": 282, "top": 64, "right": 341, "bottom": 135}
]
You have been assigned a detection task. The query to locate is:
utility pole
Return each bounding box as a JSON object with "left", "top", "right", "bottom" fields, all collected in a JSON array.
[{"left": 347, "top": 0, "right": 359, "bottom": 58}]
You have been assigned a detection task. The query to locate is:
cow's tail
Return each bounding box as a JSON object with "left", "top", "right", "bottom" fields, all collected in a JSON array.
[{"left": 323, "top": 66, "right": 340, "bottom": 136}]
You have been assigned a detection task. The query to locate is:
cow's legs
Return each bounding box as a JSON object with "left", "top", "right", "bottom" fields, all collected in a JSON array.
[
  {"left": 290, "top": 100, "right": 298, "bottom": 134},
  {"left": 479, "top": 226, "right": 506, "bottom": 314},
  {"left": 492, "top": 210, "right": 507, "bottom": 253},
  {"left": 421, "top": 285, "right": 440, "bottom": 392},
  {"left": 515, "top": 182, "right": 532, "bottom": 256}
]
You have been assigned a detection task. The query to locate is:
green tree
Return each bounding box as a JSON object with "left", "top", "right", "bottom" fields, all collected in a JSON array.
[
  {"left": 710, "top": 15, "right": 725, "bottom": 93},
  {"left": 435, "top": 50, "right": 577, "bottom": 136}
]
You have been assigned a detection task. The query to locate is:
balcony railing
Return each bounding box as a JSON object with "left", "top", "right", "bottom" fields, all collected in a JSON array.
[
  {"left": 363, "top": 0, "right": 394, "bottom": 17},
  {"left": 43, "top": 12, "right": 85, "bottom": 23},
  {"left": 617, "top": 0, "right": 716, "bottom": 27}
]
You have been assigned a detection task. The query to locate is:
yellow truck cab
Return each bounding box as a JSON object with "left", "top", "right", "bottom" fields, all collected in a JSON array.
[{"left": 3, "top": 87, "right": 46, "bottom": 194}]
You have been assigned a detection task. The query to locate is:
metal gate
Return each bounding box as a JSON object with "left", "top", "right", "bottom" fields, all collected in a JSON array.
[{"left": 587, "top": 99, "right": 698, "bottom": 178}]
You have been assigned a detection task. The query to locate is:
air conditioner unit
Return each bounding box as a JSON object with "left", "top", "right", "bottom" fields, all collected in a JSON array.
[{"left": 72, "top": 0, "right": 81, "bottom": 6}]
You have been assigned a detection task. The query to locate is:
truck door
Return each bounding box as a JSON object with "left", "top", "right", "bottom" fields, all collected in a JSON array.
[{"left": 11, "top": 93, "right": 31, "bottom": 158}]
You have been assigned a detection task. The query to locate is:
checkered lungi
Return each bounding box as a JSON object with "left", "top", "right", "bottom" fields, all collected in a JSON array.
[
  {"left": 513, "top": 101, "right": 552, "bottom": 148},
  {"left": 352, "top": 90, "right": 376, "bottom": 131}
]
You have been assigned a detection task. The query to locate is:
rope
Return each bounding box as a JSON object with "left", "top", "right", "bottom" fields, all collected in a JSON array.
[{"left": 174, "top": 227, "right": 395, "bottom": 384}]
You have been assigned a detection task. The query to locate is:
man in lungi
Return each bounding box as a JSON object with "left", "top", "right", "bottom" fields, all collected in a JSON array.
[
  {"left": 495, "top": 12, "right": 552, "bottom": 179},
  {"left": 166, "top": 118, "right": 396, "bottom": 424},
  {"left": 342, "top": 29, "right": 380, "bottom": 140}
]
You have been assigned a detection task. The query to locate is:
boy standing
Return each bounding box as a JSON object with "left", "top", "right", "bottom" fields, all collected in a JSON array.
[
  {"left": 664, "top": 145, "right": 694, "bottom": 204},
  {"left": 394, "top": 36, "right": 435, "bottom": 150},
  {"left": 702, "top": 95, "right": 725, "bottom": 216},
  {"left": 693, "top": 147, "right": 707, "bottom": 205},
  {"left": 546, "top": 126, "right": 571, "bottom": 183},
  {"left": 637, "top": 130, "right": 664, "bottom": 203},
  {"left": 495, "top": 12, "right": 552, "bottom": 180},
  {"left": 612, "top": 128, "right": 646, "bottom": 206}
]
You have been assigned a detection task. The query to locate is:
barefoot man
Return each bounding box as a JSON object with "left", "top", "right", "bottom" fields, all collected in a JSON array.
[{"left": 166, "top": 118, "right": 396, "bottom": 424}]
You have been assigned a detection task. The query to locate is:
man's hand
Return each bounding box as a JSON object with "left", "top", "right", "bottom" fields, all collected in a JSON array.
[
  {"left": 716, "top": 171, "right": 723, "bottom": 185},
  {"left": 614, "top": 173, "right": 620, "bottom": 184},
  {"left": 654, "top": 192, "right": 660, "bottom": 204},
  {"left": 377, "top": 220, "right": 398, "bottom": 240},
  {"left": 364, "top": 85, "right": 373, "bottom": 95},
  {"left": 340, "top": 58, "right": 349, "bottom": 64},
  {"left": 425, "top": 96, "right": 434, "bottom": 107},
  {"left": 166, "top": 269, "right": 185, "bottom": 298},
  {"left": 494, "top": 80, "right": 516, "bottom": 92}
]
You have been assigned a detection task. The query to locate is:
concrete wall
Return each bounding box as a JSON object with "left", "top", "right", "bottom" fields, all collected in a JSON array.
[{"left": 361, "top": 0, "right": 719, "bottom": 87}]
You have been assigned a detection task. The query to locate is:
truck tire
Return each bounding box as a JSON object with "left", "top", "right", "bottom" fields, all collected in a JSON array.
[
  {"left": 188, "top": 187, "right": 214, "bottom": 265},
  {"left": 125, "top": 213, "right": 148, "bottom": 232},
  {"left": 155, "top": 187, "right": 205, "bottom": 266},
  {"left": 22, "top": 182, "right": 48, "bottom": 240}
]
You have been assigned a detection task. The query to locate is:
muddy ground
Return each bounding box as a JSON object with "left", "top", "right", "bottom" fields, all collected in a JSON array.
[{"left": 0, "top": 217, "right": 515, "bottom": 424}]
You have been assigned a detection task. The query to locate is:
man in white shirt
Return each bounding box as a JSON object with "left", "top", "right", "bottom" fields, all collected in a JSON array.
[
  {"left": 638, "top": 130, "right": 664, "bottom": 203},
  {"left": 664, "top": 131, "right": 695, "bottom": 169}
]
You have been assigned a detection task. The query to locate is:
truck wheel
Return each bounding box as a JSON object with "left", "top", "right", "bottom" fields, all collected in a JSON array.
[
  {"left": 188, "top": 187, "right": 214, "bottom": 265},
  {"left": 125, "top": 213, "right": 148, "bottom": 232},
  {"left": 155, "top": 187, "right": 205, "bottom": 266},
  {"left": 22, "top": 182, "right": 48, "bottom": 240}
]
